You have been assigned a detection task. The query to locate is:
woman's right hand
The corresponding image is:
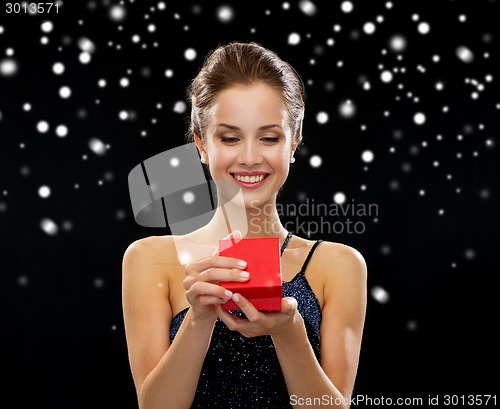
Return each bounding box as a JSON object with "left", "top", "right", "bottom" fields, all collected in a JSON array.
[{"left": 183, "top": 230, "right": 249, "bottom": 322}]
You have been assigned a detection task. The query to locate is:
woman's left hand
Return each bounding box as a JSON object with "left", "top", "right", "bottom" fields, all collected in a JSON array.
[{"left": 216, "top": 295, "right": 300, "bottom": 338}]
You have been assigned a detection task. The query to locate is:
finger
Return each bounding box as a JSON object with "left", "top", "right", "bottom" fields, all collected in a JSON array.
[
  {"left": 197, "top": 295, "right": 231, "bottom": 306},
  {"left": 192, "top": 254, "right": 247, "bottom": 275},
  {"left": 212, "top": 229, "right": 243, "bottom": 256},
  {"left": 231, "top": 293, "right": 261, "bottom": 322},
  {"left": 281, "top": 297, "right": 298, "bottom": 316},
  {"left": 216, "top": 305, "right": 246, "bottom": 332},
  {"left": 186, "top": 281, "right": 233, "bottom": 301},
  {"left": 197, "top": 267, "right": 250, "bottom": 284}
]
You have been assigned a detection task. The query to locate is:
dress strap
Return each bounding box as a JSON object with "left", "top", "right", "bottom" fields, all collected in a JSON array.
[
  {"left": 280, "top": 231, "right": 293, "bottom": 256},
  {"left": 298, "top": 239, "right": 323, "bottom": 275}
]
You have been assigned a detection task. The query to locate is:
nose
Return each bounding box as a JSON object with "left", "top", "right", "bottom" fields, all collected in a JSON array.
[{"left": 237, "top": 139, "right": 263, "bottom": 167}]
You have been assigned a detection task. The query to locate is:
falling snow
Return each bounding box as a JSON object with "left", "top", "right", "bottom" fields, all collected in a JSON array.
[
  {"left": 0, "top": 2, "right": 497, "bottom": 400},
  {"left": 0, "top": 58, "right": 18, "bottom": 76},
  {"left": 456, "top": 46, "right": 474, "bottom": 63},
  {"left": 299, "top": 0, "right": 317, "bottom": 16},
  {"left": 371, "top": 286, "right": 390, "bottom": 303},
  {"left": 89, "top": 138, "right": 107, "bottom": 155}
]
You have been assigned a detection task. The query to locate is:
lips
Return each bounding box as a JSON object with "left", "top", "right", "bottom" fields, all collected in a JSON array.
[{"left": 230, "top": 172, "right": 269, "bottom": 188}]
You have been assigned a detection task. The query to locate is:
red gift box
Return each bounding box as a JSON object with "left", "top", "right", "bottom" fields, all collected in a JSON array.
[{"left": 220, "top": 237, "right": 282, "bottom": 311}]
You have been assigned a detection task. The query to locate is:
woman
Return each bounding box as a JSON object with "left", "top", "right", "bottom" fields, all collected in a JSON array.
[{"left": 122, "top": 41, "right": 367, "bottom": 408}]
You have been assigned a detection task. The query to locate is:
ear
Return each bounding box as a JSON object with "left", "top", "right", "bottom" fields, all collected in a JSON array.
[
  {"left": 194, "top": 134, "right": 206, "bottom": 157},
  {"left": 291, "top": 136, "right": 302, "bottom": 156}
]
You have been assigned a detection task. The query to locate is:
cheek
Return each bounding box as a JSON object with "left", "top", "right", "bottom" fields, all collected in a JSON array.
[
  {"left": 207, "top": 146, "right": 232, "bottom": 169},
  {"left": 273, "top": 146, "right": 291, "bottom": 165},
  {"left": 264, "top": 153, "right": 290, "bottom": 178}
]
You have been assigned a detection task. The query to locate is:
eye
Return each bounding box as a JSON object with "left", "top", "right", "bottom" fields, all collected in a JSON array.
[
  {"left": 220, "top": 136, "right": 239, "bottom": 144},
  {"left": 261, "top": 136, "right": 280, "bottom": 144}
]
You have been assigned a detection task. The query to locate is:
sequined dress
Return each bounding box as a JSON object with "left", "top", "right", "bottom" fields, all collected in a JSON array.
[{"left": 169, "top": 233, "right": 323, "bottom": 408}]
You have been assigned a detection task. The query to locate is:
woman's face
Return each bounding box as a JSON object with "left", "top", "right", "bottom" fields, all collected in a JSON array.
[{"left": 199, "top": 82, "right": 295, "bottom": 208}]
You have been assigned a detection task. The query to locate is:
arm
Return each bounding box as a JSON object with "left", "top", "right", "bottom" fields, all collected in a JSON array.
[
  {"left": 273, "top": 243, "right": 367, "bottom": 407},
  {"left": 122, "top": 232, "right": 248, "bottom": 409},
  {"left": 122, "top": 238, "right": 214, "bottom": 409}
]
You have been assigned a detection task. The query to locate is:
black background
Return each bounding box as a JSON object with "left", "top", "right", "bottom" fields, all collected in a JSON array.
[{"left": 0, "top": 1, "right": 498, "bottom": 407}]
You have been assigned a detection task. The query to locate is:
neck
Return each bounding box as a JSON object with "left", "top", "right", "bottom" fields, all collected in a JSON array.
[{"left": 204, "top": 191, "right": 287, "bottom": 240}]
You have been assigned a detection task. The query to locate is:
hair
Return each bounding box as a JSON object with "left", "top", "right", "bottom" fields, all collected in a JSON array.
[{"left": 187, "top": 41, "right": 305, "bottom": 147}]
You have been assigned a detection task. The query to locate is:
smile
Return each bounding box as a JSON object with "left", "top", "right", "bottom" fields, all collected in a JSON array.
[{"left": 231, "top": 173, "right": 269, "bottom": 188}]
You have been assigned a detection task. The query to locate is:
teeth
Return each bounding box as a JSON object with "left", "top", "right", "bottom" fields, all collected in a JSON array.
[{"left": 234, "top": 174, "right": 265, "bottom": 183}]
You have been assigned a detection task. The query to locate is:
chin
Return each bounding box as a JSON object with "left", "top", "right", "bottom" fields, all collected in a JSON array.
[{"left": 243, "top": 194, "right": 276, "bottom": 209}]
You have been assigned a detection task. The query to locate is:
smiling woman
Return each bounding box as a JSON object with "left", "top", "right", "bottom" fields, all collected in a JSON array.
[{"left": 122, "top": 41, "right": 367, "bottom": 408}]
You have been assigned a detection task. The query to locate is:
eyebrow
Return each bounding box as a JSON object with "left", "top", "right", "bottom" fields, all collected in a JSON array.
[{"left": 216, "top": 123, "right": 282, "bottom": 131}]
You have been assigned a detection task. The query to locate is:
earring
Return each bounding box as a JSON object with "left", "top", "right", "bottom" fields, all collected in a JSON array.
[
  {"left": 200, "top": 154, "right": 207, "bottom": 164},
  {"left": 290, "top": 157, "right": 295, "bottom": 163}
]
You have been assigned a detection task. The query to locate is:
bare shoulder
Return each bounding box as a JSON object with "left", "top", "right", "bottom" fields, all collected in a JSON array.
[
  {"left": 123, "top": 235, "right": 179, "bottom": 265},
  {"left": 315, "top": 240, "right": 368, "bottom": 285},
  {"left": 311, "top": 241, "right": 367, "bottom": 329},
  {"left": 123, "top": 236, "right": 178, "bottom": 267},
  {"left": 122, "top": 235, "right": 182, "bottom": 303}
]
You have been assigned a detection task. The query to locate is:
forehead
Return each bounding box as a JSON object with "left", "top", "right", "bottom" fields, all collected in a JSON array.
[{"left": 210, "top": 83, "right": 286, "bottom": 128}]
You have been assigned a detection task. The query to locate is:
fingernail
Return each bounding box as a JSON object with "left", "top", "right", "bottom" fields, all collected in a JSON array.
[
  {"left": 232, "top": 293, "right": 240, "bottom": 303},
  {"left": 240, "top": 271, "right": 250, "bottom": 279},
  {"left": 224, "top": 290, "right": 233, "bottom": 298},
  {"left": 237, "top": 260, "right": 247, "bottom": 268}
]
